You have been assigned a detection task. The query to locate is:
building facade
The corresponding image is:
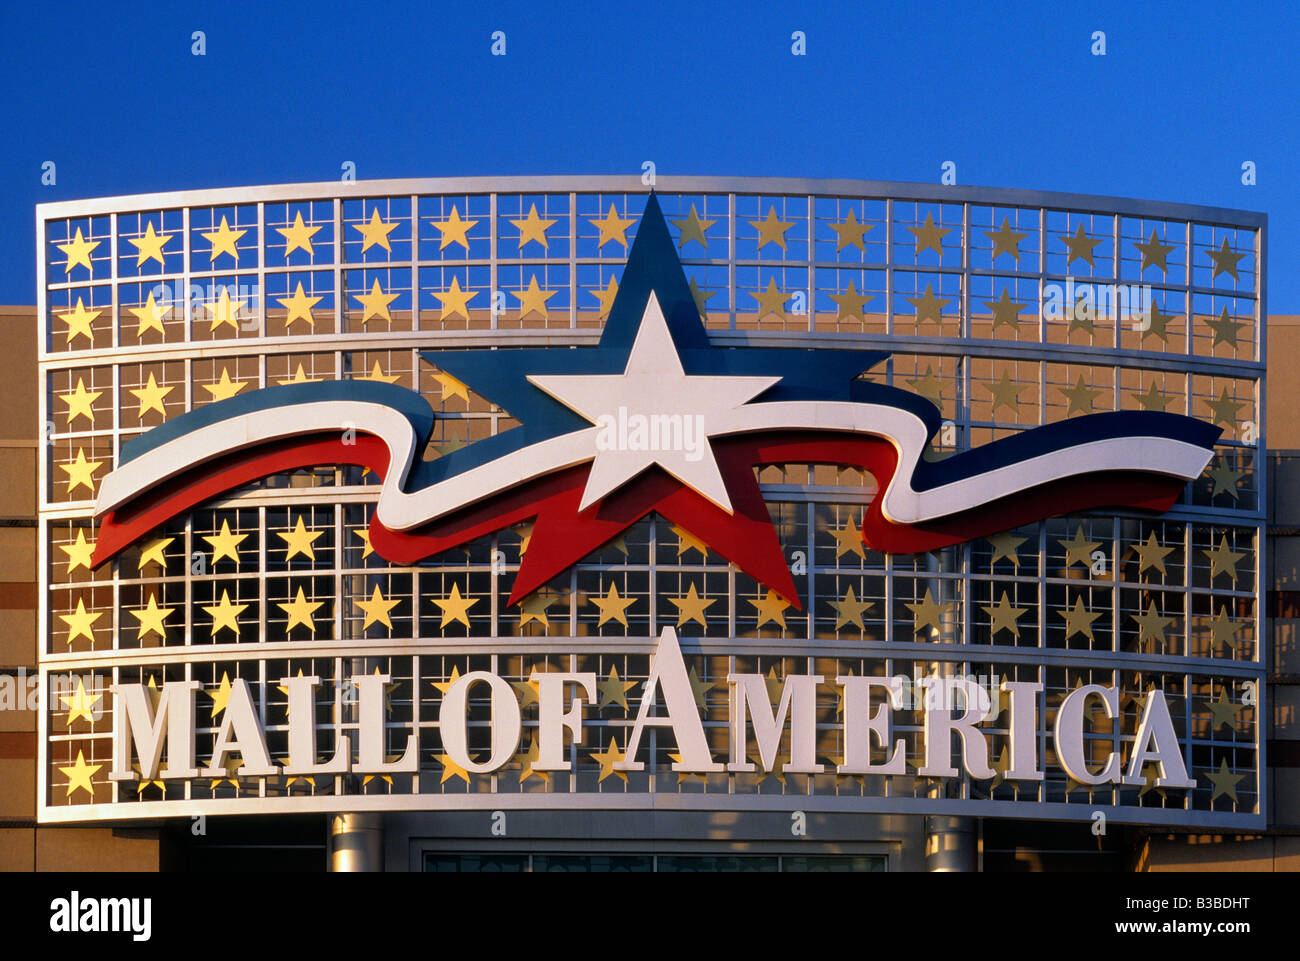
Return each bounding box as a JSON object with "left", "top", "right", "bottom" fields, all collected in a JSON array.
[{"left": 11, "top": 176, "right": 1289, "bottom": 871}]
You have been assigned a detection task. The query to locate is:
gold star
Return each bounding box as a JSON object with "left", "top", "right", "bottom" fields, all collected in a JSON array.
[
  {"left": 1131, "top": 601, "right": 1174, "bottom": 649},
  {"left": 589, "top": 275, "right": 619, "bottom": 320},
  {"left": 517, "top": 735, "right": 550, "bottom": 785},
  {"left": 59, "top": 448, "right": 102, "bottom": 495},
  {"left": 517, "top": 591, "right": 556, "bottom": 630},
  {"left": 1208, "top": 691, "right": 1242, "bottom": 732},
  {"left": 985, "top": 217, "right": 1029, "bottom": 261},
  {"left": 675, "top": 277, "right": 707, "bottom": 321},
  {"left": 513, "top": 275, "right": 556, "bottom": 319},
  {"left": 1203, "top": 388, "right": 1244, "bottom": 428},
  {"left": 356, "top": 584, "right": 400, "bottom": 630},
  {"left": 1058, "top": 375, "right": 1102, "bottom": 416},
  {"left": 750, "top": 207, "right": 793, "bottom": 251},
  {"left": 58, "top": 227, "right": 99, "bottom": 274},
  {"left": 597, "top": 666, "right": 637, "bottom": 712},
  {"left": 906, "top": 284, "right": 950, "bottom": 325},
  {"left": 59, "top": 378, "right": 101, "bottom": 425},
  {"left": 432, "top": 666, "right": 463, "bottom": 696},
  {"left": 1207, "top": 238, "right": 1246, "bottom": 281},
  {"left": 128, "top": 593, "right": 174, "bottom": 641},
  {"left": 278, "top": 211, "right": 322, "bottom": 257},
  {"left": 668, "top": 583, "right": 716, "bottom": 628},
  {"left": 671, "top": 525, "right": 708, "bottom": 559},
  {"left": 763, "top": 667, "right": 784, "bottom": 702},
  {"left": 908, "top": 213, "right": 952, "bottom": 257},
  {"left": 1060, "top": 596, "right": 1100, "bottom": 642},
  {"left": 59, "top": 750, "right": 101, "bottom": 798},
  {"left": 590, "top": 204, "right": 636, "bottom": 249},
  {"left": 129, "top": 372, "right": 173, "bottom": 419},
  {"left": 201, "top": 215, "right": 246, "bottom": 263},
  {"left": 667, "top": 752, "right": 708, "bottom": 785},
  {"left": 830, "top": 513, "right": 866, "bottom": 560},
  {"left": 1059, "top": 526, "right": 1100, "bottom": 569},
  {"left": 60, "top": 677, "right": 102, "bottom": 726},
  {"left": 279, "top": 517, "right": 323, "bottom": 561},
  {"left": 671, "top": 204, "right": 715, "bottom": 249},
  {"left": 1062, "top": 223, "right": 1103, "bottom": 268},
  {"left": 279, "top": 586, "right": 323, "bottom": 633},
  {"left": 208, "top": 753, "right": 243, "bottom": 790},
  {"left": 905, "top": 588, "right": 952, "bottom": 635},
  {"left": 511, "top": 204, "right": 557, "bottom": 251},
  {"left": 515, "top": 522, "right": 535, "bottom": 555},
  {"left": 58, "top": 298, "right": 100, "bottom": 345},
  {"left": 906, "top": 366, "right": 944, "bottom": 406},
  {"left": 1205, "top": 307, "right": 1243, "bottom": 348},
  {"left": 276, "top": 282, "right": 322, "bottom": 331},
  {"left": 987, "top": 532, "right": 1026, "bottom": 567},
  {"left": 1140, "top": 300, "right": 1174, "bottom": 344},
  {"left": 1204, "top": 536, "right": 1244, "bottom": 582},
  {"left": 203, "top": 287, "right": 246, "bottom": 333},
  {"left": 137, "top": 533, "right": 173, "bottom": 569},
  {"left": 749, "top": 278, "right": 788, "bottom": 319},
  {"left": 1138, "top": 767, "right": 1167, "bottom": 800},
  {"left": 511, "top": 676, "right": 541, "bottom": 708},
  {"left": 748, "top": 589, "right": 790, "bottom": 629},
  {"left": 591, "top": 582, "right": 635, "bottom": 628},
  {"left": 202, "top": 519, "right": 246, "bottom": 567},
  {"left": 59, "top": 529, "right": 96, "bottom": 572},
  {"left": 1132, "top": 382, "right": 1173, "bottom": 412},
  {"left": 1208, "top": 461, "right": 1245, "bottom": 500},
  {"left": 427, "top": 371, "right": 467, "bottom": 404},
  {"left": 983, "top": 371, "right": 1024, "bottom": 416},
  {"left": 434, "top": 277, "right": 476, "bottom": 322},
  {"left": 1208, "top": 607, "right": 1245, "bottom": 653},
  {"left": 829, "top": 279, "right": 873, "bottom": 322},
  {"left": 432, "top": 206, "right": 477, "bottom": 251},
  {"left": 1134, "top": 229, "right": 1176, "bottom": 273},
  {"left": 983, "top": 289, "right": 1025, "bottom": 332},
  {"left": 59, "top": 598, "right": 101, "bottom": 645},
  {"left": 351, "top": 526, "right": 374, "bottom": 558},
  {"left": 1067, "top": 290, "right": 1095, "bottom": 334},
  {"left": 203, "top": 590, "right": 248, "bottom": 638},
  {"left": 1205, "top": 759, "right": 1244, "bottom": 802},
  {"left": 830, "top": 584, "right": 873, "bottom": 630},
  {"left": 751, "top": 748, "right": 786, "bottom": 786},
  {"left": 357, "top": 360, "right": 399, "bottom": 384},
  {"left": 355, "top": 208, "right": 397, "bottom": 253},
  {"left": 436, "top": 753, "right": 472, "bottom": 785},
  {"left": 129, "top": 291, "right": 168, "bottom": 338},
  {"left": 128, "top": 221, "right": 171, "bottom": 267},
  {"left": 982, "top": 591, "right": 1028, "bottom": 639},
  {"left": 277, "top": 363, "right": 319, "bottom": 385},
  {"left": 590, "top": 737, "right": 629, "bottom": 784},
  {"left": 354, "top": 278, "right": 398, "bottom": 327},
  {"left": 830, "top": 208, "right": 872, "bottom": 252},
  {"left": 433, "top": 583, "right": 478, "bottom": 629},
  {"left": 203, "top": 368, "right": 248, "bottom": 402},
  {"left": 687, "top": 667, "right": 713, "bottom": 712},
  {"left": 1133, "top": 532, "right": 1173, "bottom": 576}
]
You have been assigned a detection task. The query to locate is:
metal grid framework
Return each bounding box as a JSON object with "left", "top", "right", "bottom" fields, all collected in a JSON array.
[{"left": 35, "top": 176, "right": 1266, "bottom": 828}]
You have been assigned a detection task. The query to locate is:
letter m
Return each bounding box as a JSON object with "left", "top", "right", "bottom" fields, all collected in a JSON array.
[
  {"left": 110, "top": 680, "right": 201, "bottom": 781},
  {"left": 726, "top": 673, "right": 824, "bottom": 774}
]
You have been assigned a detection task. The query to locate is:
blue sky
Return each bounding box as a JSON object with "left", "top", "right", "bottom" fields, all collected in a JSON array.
[{"left": 3, "top": 0, "right": 1295, "bottom": 308}]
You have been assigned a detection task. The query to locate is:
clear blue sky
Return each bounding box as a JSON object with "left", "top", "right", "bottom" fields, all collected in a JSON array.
[{"left": 3, "top": 0, "right": 1295, "bottom": 308}]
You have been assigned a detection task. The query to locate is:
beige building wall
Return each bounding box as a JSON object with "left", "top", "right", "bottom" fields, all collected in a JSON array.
[{"left": 0, "top": 306, "right": 158, "bottom": 871}]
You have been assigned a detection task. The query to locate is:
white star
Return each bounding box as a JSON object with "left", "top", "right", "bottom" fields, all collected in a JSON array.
[{"left": 528, "top": 293, "right": 778, "bottom": 514}]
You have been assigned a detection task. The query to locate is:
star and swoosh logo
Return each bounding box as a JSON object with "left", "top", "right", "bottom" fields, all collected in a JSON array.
[{"left": 91, "top": 195, "right": 1219, "bottom": 608}]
